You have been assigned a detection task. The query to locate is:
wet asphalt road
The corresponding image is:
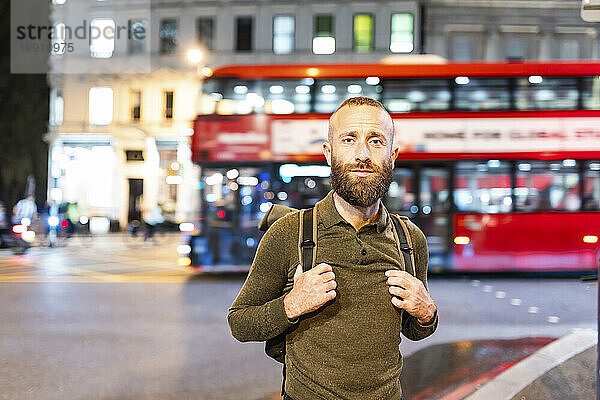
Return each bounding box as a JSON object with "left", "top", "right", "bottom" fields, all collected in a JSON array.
[{"left": 0, "top": 236, "right": 597, "bottom": 400}]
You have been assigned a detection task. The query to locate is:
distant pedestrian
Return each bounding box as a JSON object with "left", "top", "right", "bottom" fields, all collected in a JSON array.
[
  {"left": 12, "top": 195, "right": 37, "bottom": 225},
  {"left": 143, "top": 204, "right": 164, "bottom": 241}
]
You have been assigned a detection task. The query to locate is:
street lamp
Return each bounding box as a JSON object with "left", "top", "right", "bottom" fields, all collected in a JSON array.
[{"left": 186, "top": 49, "right": 204, "bottom": 64}]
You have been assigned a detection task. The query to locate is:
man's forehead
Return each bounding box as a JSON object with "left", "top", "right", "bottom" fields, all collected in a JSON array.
[{"left": 331, "top": 105, "right": 393, "bottom": 134}]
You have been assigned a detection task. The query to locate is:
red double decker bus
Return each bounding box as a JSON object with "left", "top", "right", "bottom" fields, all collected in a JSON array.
[{"left": 183, "top": 61, "right": 600, "bottom": 273}]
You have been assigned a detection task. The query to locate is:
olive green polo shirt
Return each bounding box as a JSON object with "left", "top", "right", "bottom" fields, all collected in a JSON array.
[{"left": 228, "top": 189, "right": 438, "bottom": 400}]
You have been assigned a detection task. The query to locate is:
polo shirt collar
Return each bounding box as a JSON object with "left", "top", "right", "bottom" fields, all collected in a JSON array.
[{"left": 317, "top": 189, "right": 390, "bottom": 233}]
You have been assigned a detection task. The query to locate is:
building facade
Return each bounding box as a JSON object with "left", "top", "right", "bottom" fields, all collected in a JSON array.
[{"left": 47, "top": 0, "right": 597, "bottom": 229}]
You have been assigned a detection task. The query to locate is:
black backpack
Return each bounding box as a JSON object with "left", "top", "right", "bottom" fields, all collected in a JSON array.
[{"left": 257, "top": 203, "right": 417, "bottom": 394}]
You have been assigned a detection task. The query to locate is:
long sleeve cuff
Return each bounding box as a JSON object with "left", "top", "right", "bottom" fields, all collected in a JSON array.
[
  {"left": 415, "top": 309, "right": 438, "bottom": 330},
  {"left": 228, "top": 294, "right": 300, "bottom": 342},
  {"left": 269, "top": 294, "right": 300, "bottom": 329},
  {"left": 402, "top": 309, "right": 438, "bottom": 341}
]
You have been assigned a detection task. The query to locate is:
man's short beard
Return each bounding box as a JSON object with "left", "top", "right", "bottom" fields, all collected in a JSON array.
[{"left": 330, "top": 154, "right": 394, "bottom": 208}]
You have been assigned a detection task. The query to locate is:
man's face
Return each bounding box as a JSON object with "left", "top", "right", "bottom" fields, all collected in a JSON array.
[{"left": 323, "top": 105, "right": 399, "bottom": 208}]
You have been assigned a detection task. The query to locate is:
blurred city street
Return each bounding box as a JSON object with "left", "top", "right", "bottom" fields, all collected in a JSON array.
[
  {"left": 3, "top": 0, "right": 600, "bottom": 398},
  {"left": 0, "top": 237, "right": 596, "bottom": 400}
]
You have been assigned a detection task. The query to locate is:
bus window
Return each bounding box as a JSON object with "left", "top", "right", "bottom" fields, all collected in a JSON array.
[
  {"left": 582, "top": 76, "right": 600, "bottom": 110},
  {"left": 420, "top": 167, "right": 450, "bottom": 256},
  {"left": 314, "top": 79, "right": 382, "bottom": 113},
  {"left": 384, "top": 168, "right": 415, "bottom": 213},
  {"left": 583, "top": 161, "right": 600, "bottom": 210},
  {"left": 454, "top": 78, "right": 511, "bottom": 111},
  {"left": 383, "top": 79, "right": 450, "bottom": 112},
  {"left": 259, "top": 79, "right": 312, "bottom": 114},
  {"left": 420, "top": 168, "right": 450, "bottom": 214},
  {"left": 201, "top": 78, "right": 313, "bottom": 115},
  {"left": 515, "top": 77, "right": 579, "bottom": 110},
  {"left": 514, "top": 161, "right": 580, "bottom": 211},
  {"left": 454, "top": 161, "right": 511, "bottom": 213}
]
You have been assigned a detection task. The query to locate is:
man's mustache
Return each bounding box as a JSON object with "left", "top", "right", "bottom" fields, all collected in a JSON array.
[{"left": 341, "top": 161, "right": 382, "bottom": 174}]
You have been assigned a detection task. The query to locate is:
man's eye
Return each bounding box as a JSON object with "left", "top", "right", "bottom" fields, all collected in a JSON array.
[
  {"left": 342, "top": 138, "right": 354, "bottom": 143},
  {"left": 371, "top": 139, "right": 383, "bottom": 145}
]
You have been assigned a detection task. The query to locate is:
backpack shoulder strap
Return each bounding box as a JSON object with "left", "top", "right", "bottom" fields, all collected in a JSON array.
[
  {"left": 297, "top": 203, "right": 318, "bottom": 271},
  {"left": 390, "top": 214, "right": 415, "bottom": 277}
]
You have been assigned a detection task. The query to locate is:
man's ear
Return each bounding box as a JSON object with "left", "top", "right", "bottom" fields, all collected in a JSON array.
[
  {"left": 323, "top": 141, "right": 332, "bottom": 166},
  {"left": 391, "top": 146, "right": 399, "bottom": 165}
]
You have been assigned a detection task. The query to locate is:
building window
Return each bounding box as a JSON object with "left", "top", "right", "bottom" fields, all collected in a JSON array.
[
  {"left": 353, "top": 14, "right": 373, "bottom": 52},
  {"left": 128, "top": 19, "right": 147, "bottom": 55},
  {"left": 50, "top": 89, "right": 64, "bottom": 126},
  {"left": 89, "top": 87, "right": 113, "bottom": 126},
  {"left": 196, "top": 17, "right": 214, "bottom": 50},
  {"left": 559, "top": 38, "right": 579, "bottom": 60},
  {"left": 450, "top": 34, "right": 484, "bottom": 61},
  {"left": 160, "top": 19, "right": 178, "bottom": 54},
  {"left": 313, "top": 14, "right": 335, "bottom": 54},
  {"left": 164, "top": 91, "right": 174, "bottom": 119},
  {"left": 236, "top": 16, "right": 253, "bottom": 52},
  {"left": 273, "top": 15, "right": 295, "bottom": 54},
  {"left": 131, "top": 90, "right": 141, "bottom": 121},
  {"left": 505, "top": 37, "right": 527, "bottom": 60},
  {"left": 90, "top": 18, "right": 115, "bottom": 58},
  {"left": 390, "top": 13, "right": 413, "bottom": 53}
]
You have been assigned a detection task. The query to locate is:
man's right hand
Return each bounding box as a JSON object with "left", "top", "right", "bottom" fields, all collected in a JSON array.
[{"left": 284, "top": 263, "right": 337, "bottom": 320}]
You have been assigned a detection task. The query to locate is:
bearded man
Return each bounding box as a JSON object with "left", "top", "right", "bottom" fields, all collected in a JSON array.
[{"left": 228, "top": 96, "right": 438, "bottom": 400}]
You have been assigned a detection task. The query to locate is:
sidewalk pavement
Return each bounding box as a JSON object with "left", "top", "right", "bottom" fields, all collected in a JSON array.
[
  {"left": 466, "top": 330, "right": 597, "bottom": 400},
  {"left": 257, "top": 335, "right": 572, "bottom": 400}
]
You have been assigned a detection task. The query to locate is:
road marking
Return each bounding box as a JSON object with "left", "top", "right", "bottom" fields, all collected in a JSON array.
[
  {"left": 495, "top": 291, "right": 506, "bottom": 299},
  {"left": 547, "top": 316, "right": 560, "bottom": 324},
  {"left": 510, "top": 298, "right": 522, "bottom": 306},
  {"left": 464, "top": 331, "right": 596, "bottom": 400},
  {"left": 482, "top": 285, "right": 493, "bottom": 292},
  {"left": 527, "top": 306, "right": 539, "bottom": 314},
  {"left": 471, "top": 280, "right": 480, "bottom": 287}
]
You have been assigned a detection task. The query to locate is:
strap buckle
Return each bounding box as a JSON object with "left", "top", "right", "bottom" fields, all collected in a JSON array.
[
  {"left": 400, "top": 246, "right": 413, "bottom": 253},
  {"left": 301, "top": 239, "right": 315, "bottom": 249}
]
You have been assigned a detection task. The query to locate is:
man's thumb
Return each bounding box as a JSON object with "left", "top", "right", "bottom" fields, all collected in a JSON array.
[{"left": 294, "top": 263, "right": 303, "bottom": 280}]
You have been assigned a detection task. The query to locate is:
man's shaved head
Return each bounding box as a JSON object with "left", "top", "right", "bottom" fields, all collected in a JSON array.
[{"left": 327, "top": 96, "right": 394, "bottom": 144}]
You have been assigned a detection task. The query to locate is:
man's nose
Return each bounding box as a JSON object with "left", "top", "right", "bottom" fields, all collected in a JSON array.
[{"left": 355, "top": 140, "right": 371, "bottom": 161}]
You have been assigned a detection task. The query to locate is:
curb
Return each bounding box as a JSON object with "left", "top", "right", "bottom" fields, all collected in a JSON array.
[{"left": 464, "top": 329, "right": 597, "bottom": 400}]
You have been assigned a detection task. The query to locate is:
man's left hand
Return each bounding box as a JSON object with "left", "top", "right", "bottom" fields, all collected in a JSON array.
[{"left": 385, "top": 270, "right": 437, "bottom": 324}]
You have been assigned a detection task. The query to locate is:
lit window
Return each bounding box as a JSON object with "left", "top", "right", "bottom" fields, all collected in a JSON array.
[
  {"left": 313, "top": 14, "right": 335, "bottom": 54},
  {"left": 89, "top": 87, "right": 113, "bottom": 125},
  {"left": 131, "top": 90, "right": 141, "bottom": 121},
  {"left": 90, "top": 18, "right": 115, "bottom": 58},
  {"left": 273, "top": 15, "right": 294, "bottom": 54},
  {"left": 164, "top": 91, "right": 174, "bottom": 119},
  {"left": 390, "top": 13, "right": 413, "bottom": 53},
  {"left": 50, "top": 89, "right": 64, "bottom": 126},
  {"left": 353, "top": 14, "right": 373, "bottom": 52}
]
